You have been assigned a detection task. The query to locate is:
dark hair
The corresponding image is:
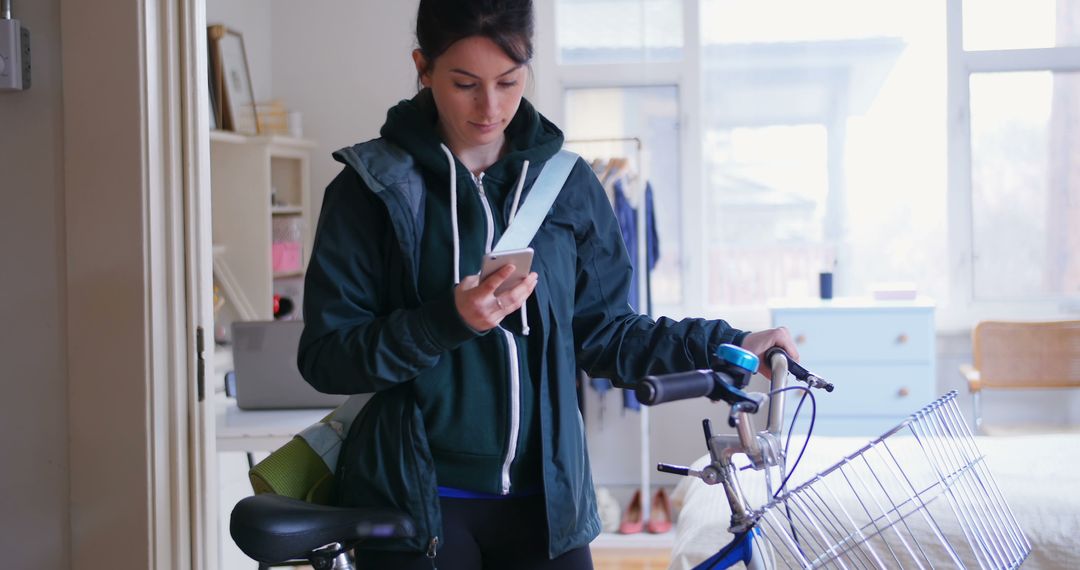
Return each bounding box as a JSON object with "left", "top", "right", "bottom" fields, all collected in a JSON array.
[{"left": 415, "top": 0, "right": 534, "bottom": 74}]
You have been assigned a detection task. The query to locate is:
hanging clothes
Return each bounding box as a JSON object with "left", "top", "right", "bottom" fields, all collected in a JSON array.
[
  {"left": 590, "top": 178, "right": 661, "bottom": 412},
  {"left": 615, "top": 179, "right": 660, "bottom": 314}
]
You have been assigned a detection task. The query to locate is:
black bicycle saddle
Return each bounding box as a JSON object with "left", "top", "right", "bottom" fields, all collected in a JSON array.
[{"left": 230, "top": 494, "right": 416, "bottom": 564}]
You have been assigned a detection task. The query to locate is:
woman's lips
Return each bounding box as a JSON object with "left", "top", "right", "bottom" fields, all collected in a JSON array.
[{"left": 470, "top": 121, "right": 500, "bottom": 134}]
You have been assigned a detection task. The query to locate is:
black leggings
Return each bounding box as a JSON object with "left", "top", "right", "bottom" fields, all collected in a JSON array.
[{"left": 353, "top": 495, "right": 594, "bottom": 570}]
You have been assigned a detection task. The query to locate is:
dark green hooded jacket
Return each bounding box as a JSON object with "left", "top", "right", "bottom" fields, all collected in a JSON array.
[{"left": 298, "top": 89, "right": 748, "bottom": 559}]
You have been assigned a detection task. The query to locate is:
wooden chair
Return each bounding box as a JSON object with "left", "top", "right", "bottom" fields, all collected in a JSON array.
[{"left": 960, "top": 320, "right": 1080, "bottom": 431}]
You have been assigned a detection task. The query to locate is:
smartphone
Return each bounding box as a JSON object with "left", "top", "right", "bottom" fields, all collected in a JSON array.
[{"left": 479, "top": 247, "right": 534, "bottom": 296}]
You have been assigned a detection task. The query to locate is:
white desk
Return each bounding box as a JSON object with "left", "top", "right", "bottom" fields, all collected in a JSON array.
[{"left": 215, "top": 397, "right": 332, "bottom": 452}]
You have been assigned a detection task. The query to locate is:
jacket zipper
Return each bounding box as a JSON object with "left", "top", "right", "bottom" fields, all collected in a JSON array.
[
  {"left": 427, "top": 536, "right": 439, "bottom": 568},
  {"left": 472, "top": 172, "right": 522, "bottom": 495},
  {"left": 474, "top": 172, "right": 496, "bottom": 254},
  {"left": 498, "top": 327, "right": 521, "bottom": 494}
]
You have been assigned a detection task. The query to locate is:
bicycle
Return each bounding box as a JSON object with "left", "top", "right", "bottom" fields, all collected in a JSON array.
[
  {"left": 230, "top": 344, "right": 1031, "bottom": 570},
  {"left": 637, "top": 344, "right": 1031, "bottom": 570}
]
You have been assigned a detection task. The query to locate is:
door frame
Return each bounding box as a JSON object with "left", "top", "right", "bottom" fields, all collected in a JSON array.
[{"left": 61, "top": 0, "right": 215, "bottom": 566}]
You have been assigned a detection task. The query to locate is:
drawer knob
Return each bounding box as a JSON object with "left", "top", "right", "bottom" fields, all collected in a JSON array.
[
  {"left": 896, "top": 333, "right": 909, "bottom": 345},
  {"left": 795, "top": 334, "right": 807, "bottom": 345},
  {"left": 898, "top": 387, "right": 910, "bottom": 398}
]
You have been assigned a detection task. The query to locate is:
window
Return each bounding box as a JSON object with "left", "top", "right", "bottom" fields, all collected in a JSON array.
[
  {"left": 563, "top": 86, "right": 683, "bottom": 306},
  {"left": 700, "top": 0, "right": 947, "bottom": 310},
  {"left": 950, "top": 0, "right": 1080, "bottom": 317},
  {"left": 541, "top": 0, "right": 1080, "bottom": 325},
  {"left": 556, "top": 0, "right": 684, "bottom": 64},
  {"left": 969, "top": 71, "right": 1080, "bottom": 301},
  {"left": 549, "top": 0, "right": 946, "bottom": 320}
]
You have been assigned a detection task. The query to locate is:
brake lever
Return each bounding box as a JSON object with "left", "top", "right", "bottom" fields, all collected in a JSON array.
[
  {"left": 656, "top": 462, "right": 722, "bottom": 485},
  {"left": 765, "top": 348, "right": 835, "bottom": 392}
]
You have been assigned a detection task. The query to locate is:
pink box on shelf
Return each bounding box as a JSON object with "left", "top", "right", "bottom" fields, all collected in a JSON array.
[{"left": 272, "top": 242, "right": 303, "bottom": 274}]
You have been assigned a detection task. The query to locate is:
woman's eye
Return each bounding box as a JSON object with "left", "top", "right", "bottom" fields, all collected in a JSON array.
[
  {"left": 454, "top": 82, "right": 477, "bottom": 90},
  {"left": 499, "top": 81, "right": 518, "bottom": 89}
]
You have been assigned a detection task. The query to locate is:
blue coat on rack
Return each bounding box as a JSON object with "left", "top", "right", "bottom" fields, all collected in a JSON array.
[{"left": 591, "top": 179, "right": 660, "bottom": 411}]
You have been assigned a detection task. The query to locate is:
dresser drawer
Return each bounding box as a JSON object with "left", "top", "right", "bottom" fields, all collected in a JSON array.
[
  {"left": 772, "top": 309, "right": 933, "bottom": 363},
  {"left": 783, "top": 363, "right": 935, "bottom": 420}
]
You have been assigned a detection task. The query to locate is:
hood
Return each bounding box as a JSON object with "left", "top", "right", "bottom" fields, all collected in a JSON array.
[{"left": 379, "top": 88, "right": 564, "bottom": 184}]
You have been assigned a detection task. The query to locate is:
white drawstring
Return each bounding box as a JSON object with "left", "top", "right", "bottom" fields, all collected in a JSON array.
[
  {"left": 440, "top": 144, "right": 461, "bottom": 285},
  {"left": 508, "top": 159, "right": 529, "bottom": 223},
  {"left": 439, "top": 146, "right": 532, "bottom": 336}
]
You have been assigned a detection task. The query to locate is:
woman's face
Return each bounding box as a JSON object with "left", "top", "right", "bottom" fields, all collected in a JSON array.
[{"left": 414, "top": 36, "right": 528, "bottom": 153}]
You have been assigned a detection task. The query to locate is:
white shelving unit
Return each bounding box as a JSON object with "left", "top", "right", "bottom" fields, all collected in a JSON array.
[{"left": 210, "top": 131, "right": 317, "bottom": 321}]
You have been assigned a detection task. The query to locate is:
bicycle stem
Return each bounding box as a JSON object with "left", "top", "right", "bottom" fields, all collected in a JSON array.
[
  {"left": 705, "top": 352, "right": 792, "bottom": 531},
  {"left": 654, "top": 347, "right": 800, "bottom": 531},
  {"left": 766, "top": 351, "right": 790, "bottom": 437}
]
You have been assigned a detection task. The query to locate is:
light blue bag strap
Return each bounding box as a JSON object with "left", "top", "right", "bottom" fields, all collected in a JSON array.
[
  {"left": 297, "top": 393, "right": 372, "bottom": 470},
  {"left": 493, "top": 149, "right": 578, "bottom": 252}
]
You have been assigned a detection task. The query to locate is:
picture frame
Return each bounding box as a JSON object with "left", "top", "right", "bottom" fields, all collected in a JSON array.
[
  {"left": 207, "top": 68, "right": 219, "bottom": 130},
  {"left": 207, "top": 25, "right": 224, "bottom": 129},
  {"left": 207, "top": 24, "right": 259, "bottom": 135}
]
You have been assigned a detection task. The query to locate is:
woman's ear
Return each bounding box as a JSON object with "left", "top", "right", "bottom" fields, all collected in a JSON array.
[{"left": 412, "top": 49, "right": 432, "bottom": 88}]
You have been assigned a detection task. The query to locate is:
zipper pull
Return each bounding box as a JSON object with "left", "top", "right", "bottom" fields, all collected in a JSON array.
[{"left": 427, "top": 536, "right": 439, "bottom": 569}]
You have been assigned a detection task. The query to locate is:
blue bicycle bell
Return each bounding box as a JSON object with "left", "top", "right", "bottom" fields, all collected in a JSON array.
[{"left": 715, "top": 344, "right": 759, "bottom": 375}]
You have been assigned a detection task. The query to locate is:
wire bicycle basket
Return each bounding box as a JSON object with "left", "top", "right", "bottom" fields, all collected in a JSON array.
[{"left": 749, "top": 391, "right": 1031, "bottom": 569}]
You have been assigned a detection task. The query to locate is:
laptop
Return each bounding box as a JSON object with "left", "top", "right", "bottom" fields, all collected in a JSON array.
[{"left": 231, "top": 320, "right": 349, "bottom": 410}]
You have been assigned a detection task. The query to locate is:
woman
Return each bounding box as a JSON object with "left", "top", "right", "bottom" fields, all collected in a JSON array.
[{"left": 298, "top": 0, "right": 798, "bottom": 568}]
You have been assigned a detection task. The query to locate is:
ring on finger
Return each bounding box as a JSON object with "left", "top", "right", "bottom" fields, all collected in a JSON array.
[{"left": 495, "top": 297, "right": 505, "bottom": 310}]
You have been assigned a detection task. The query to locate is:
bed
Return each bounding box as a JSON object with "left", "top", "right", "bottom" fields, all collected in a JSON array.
[{"left": 669, "top": 432, "right": 1080, "bottom": 569}]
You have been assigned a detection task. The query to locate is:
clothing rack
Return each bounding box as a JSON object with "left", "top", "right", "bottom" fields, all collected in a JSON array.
[{"left": 565, "top": 136, "right": 655, "bottom": 523}]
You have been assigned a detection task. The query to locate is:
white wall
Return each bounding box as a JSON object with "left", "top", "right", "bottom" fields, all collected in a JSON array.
[
  {"left": 270, "top": 0, "right": 421, "bottom": 205},
  {"left": 0, "top": 0, "right": 71, "bottom": 567}
]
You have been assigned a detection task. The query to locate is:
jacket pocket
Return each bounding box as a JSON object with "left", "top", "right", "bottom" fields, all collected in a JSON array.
[{"left": 335, "top": 388, "right": 441, "bottom": 553}]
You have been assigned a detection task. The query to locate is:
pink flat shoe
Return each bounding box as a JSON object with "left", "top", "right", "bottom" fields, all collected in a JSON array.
[{"left": 618, "top": 490, "right": 644, "bottom": 534}]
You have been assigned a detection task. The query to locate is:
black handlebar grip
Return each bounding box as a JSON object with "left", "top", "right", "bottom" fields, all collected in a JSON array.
[{"left": 636, "top": 370, "right": 716, "bottom": 406}]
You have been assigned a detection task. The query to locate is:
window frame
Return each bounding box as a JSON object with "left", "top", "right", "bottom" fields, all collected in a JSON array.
[{"left": 945, "top": 0, "right": 1080, "bottom": 330}]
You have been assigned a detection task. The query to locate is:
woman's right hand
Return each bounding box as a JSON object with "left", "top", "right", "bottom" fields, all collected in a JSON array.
[
  {"left": 454, "top": 265, "right": 538, "bottom": 332},
  {"left": 740, "top": 327, "right": 800, "bottom": 380}
]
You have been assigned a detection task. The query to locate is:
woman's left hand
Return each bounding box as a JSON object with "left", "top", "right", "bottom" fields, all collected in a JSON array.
[
  {"left": 454, "top": 265, "right": 538, "bottom": 332},
  {"left": 740, "top": 327, "right": 800, "bottom": 380}
]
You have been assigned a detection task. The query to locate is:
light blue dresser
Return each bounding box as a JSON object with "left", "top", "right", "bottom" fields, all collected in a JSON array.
[{"left": 770, "top": 298, "right": 936, "bottom": 436}]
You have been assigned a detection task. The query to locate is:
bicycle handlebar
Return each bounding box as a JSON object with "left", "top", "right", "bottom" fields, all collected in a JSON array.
[
  {"left": 637, "top": 346, "right": 807, "bottom": 408},
  {"left": 636, "top": 370, "right": 719, "bottom": 406}
]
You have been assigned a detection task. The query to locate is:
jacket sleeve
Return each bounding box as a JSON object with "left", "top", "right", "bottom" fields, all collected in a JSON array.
[
  {"left": 571, "top": 168, "right": 748, "bottom": 386},
  {"left": 297, "top": 168, "right": 477, "bottom": 394}
]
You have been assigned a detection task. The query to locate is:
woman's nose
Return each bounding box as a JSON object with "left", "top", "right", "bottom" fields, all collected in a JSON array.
[{"left": 476, "top": 87, "right": 498, "bottom": 115}]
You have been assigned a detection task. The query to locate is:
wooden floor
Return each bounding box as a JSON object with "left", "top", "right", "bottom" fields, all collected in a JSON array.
[
  {"left": 592, "top": 547, "right": 671, "bottom": 570},
  {"left": 287, "top": 548, "right": 671, "bottom": 570}
]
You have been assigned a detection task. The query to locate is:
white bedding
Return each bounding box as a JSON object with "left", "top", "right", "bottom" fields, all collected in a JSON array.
[{"left": 669, "top": 433, "right": 1080, "bottom": 570}]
